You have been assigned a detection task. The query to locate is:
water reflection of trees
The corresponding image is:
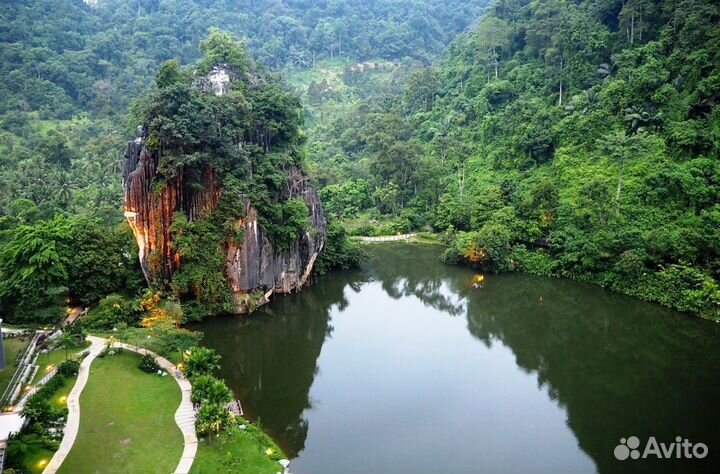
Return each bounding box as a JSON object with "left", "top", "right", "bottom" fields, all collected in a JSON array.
[
  {"left": 198, "top": 245, "right": 720, "bottom": 473},
  {"left": 463, "top": 274, "right": 720, "bottom": 474},
  {"left": 367, "top": 244, "right": 466, "bottom": 316},
  {"left": 196, "top": 268, "right": 370, "bottom": 457}
]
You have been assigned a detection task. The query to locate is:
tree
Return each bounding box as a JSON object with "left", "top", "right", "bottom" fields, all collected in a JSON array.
[
  {"left": 474, "top": 17, "right": 511, "bottom": 81},
  {"left": 198, "top": 29, "right": 251, "bottom": 75},
  {"left": 0, "top": 215, "right": 74, "bottom": 322},
  {"left": 183, "top": 346, "right": 221, "bottom": 379},
  {"left": 156, "top": 59, "right": 184, "bottom": 89},
  {"left": 191, "top": 375, "right": 233, "bottom": 406},
  {"left": 195, "top": 403, "right": 233, "bottom": 444},
  {"left": 596, "top": 131, "right": 641, "bottom": 214}
]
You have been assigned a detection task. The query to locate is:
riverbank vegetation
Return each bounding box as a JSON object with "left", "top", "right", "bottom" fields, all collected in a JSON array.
[
  {"left": 293, "top": 0, "right": 720, "bottom": 319},
  {"left": 0, "top": 1, "right": 716, "bottom": 322},
  {"left": 191, "top": 420, "right": 285, "bottom": 474}
]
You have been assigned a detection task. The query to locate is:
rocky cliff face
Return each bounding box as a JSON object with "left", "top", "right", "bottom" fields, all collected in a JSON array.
[{"left": 122, "top": 128, "right": 326, "bottom": 314}]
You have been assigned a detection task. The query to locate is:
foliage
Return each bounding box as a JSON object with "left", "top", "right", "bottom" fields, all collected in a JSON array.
[
  {"left": 305, "top": 0, "right": 720, "bottom": 319},
  {"left": 315, "top": 220, "right": 367, "bottom": 274},
  {"left": 22, "top": 374, "right": 68, "bottom": 424},
  {"left": 83, "top": 294, "right": 141, "bottom": 330},
  {"left": 191, "top": 375, "right": 233, "bottom": 406},
  {"left": 195, "top": 403, "right": 234, "bottom": 441},
  {"left": 57, "top": 359, "right": 80, "bottom": 377},
  {"left": 0, "top": 215, "right": 142, "bottom": 324},
  {"left": 182, "top": 346, "right": 221, "bottom": 379},
  {"left": 138, "top": 354, "right": 161, "bottom": 374}
]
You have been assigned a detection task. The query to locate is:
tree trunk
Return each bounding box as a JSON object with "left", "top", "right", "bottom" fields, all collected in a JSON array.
[
  {"left": 558, "top": 56, "right": 564, "bottom": 107},
  {"left": 615, "top": 159, "right": 625, "bottom": 215},
  {"left": 493, "top": 47, "right": 498, "bottom": 79}
]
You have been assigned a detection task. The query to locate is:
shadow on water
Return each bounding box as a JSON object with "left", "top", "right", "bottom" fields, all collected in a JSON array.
[
  {"left": 194, "top": 244, "right": 720, "bottom": 473},
  {"left": 190, "top": 266, "right": 372, "bottom": 457}
]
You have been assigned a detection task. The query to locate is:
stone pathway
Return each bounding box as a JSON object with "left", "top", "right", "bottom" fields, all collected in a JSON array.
[
  {"left": 43, "top": 336, "right": 198, "bottom": 474},
  {"left": 360, "top": 232, "right": 417, "bottom": 242},
  {"left": 42, "top": 336, "right": 105, "bottom": 474}
]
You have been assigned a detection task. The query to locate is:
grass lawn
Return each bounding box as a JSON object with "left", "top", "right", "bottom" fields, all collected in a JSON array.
[
  {"left": 0, "top": 337, "right": 30, "bottom": 396},
  {"left": 191, "top": 420, "right": 284, "bottom": 474},
  {"left": 32, "top": 340, "right": 91, "bottom": 384},
  {"left": 57, "top": 351, "right": 183, "bottom": 474},
  {"left": 92, "top": 329, "right": 184, "bottom": 364}
]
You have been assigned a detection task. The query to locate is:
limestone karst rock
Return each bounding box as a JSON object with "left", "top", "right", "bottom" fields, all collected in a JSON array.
[{"left": 123, "top": 130, "right": 326, "bottom": 313}]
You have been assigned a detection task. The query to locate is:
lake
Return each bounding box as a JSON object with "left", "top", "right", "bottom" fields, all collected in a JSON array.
[{"left": 195, "top": 244, "right": 720, "bottom": 474}]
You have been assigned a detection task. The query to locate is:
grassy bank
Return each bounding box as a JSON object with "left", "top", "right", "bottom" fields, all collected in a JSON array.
[
  {"left": 32, "top": 339, "right": 91, "bottom": 384},
  {"left": 191, "top": 419, "right": 285, "bottom": 474}
]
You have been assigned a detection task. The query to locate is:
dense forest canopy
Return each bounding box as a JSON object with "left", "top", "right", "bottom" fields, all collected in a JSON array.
[
  {"left": 305, "top": 0, "right": 720, "bottom": 318},
  {"left": 0, "top": 0, "right": 489, "bottom": 118},
  {"left": 0, "top": 0, "right": 718, "bottom": 322}
]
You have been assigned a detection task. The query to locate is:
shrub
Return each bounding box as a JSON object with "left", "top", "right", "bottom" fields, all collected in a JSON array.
[
  {"left": 57, "top": 359, "right": 80, "bottom": 377},
  {"left": 139, "top": 354, "right": 161, "bottom": 373},
  {"left": 191, "top": 374, "right": 233, "bottom": 405}
]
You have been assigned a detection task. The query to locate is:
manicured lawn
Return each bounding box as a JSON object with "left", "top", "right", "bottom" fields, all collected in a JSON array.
[
  {"left": 93, "top": 329, "right": 184, "bottom": 364},
  {"left": 32, "top": 340, "right": 91, "bottom": 384},
  {"left": 57, "top": 351, "right": 183, "bottom": 474},
  {"left": 191, "top": 420, "right": 284, "bottom": 474},
  {"left": 0, "top": 337, "right": 30, "bottom": 396}
]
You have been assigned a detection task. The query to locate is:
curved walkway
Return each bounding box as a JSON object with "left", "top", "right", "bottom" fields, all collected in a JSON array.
[
  {"left": 43, "top": 336, "right": 197, "bottom": 474},
  {"left": 360, "top": 232, "right": 417, "bottom": 242}
]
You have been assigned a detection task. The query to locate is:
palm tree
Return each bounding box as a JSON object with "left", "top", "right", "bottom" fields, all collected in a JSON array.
[
  {"left": 54, "top": 171, "right": 75, "bottom": 209},
  {"left": 597, "top": 55, "right": 618, "bottom": 82},
  {"left": 58, "top": 331, "right": 79, "bottom": 361},
  {"left": 183, "top": 346, "right": 221, "bottom": 378},
  {"left": 6, "top": 433, "right": 44, "bottom": 464},
  {"left": 624, "top": 105, "right": 663, "bottom": 134}
]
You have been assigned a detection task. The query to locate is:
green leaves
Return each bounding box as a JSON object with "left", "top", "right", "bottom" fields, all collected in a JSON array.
[{"left": 183, "top": 346, "right": 221, "bottom": 379}]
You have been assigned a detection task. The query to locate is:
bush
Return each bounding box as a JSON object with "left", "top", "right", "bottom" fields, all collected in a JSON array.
[
  {"left": 315, "top": 221, "right": 367, "bottom": 274},
  {"left": 510, "top": 245, "right": 557, "bottom": 276},
  {"left": 58, "top": 359, "right": 80, "bottom": 377},
  {"left": 442, "top": 223, "right": 513, "bottom": 272},
  {"left": 138, "top": 354, "right": 161, "bottom": 373},
  {"left": 191, "top": 374, "right": 233, "bottom": 405},
  {"left": 83, "top": 294, "right": 141, "bottom": 330}
]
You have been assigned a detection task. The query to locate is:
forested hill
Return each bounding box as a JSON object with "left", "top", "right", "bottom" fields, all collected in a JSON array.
[
  {"left": 414, "top": 0, "right": 719, "bottom": 317},
  {"left": 0, "top": 0, "right": 488, "bottom": 119}
]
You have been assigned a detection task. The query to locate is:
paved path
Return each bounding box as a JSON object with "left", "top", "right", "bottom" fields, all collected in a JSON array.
[
  {"left": 43, "top": 336, "right": 197, "bottom": 474},
  {"left": 360, "top": 232, "right": 417, "bottom": 242},
  {"left": 42, "top": 336, "right": 105, "bottom": 474}
]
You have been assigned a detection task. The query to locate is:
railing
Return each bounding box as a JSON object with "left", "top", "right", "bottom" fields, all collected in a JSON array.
[
  {"left": 0, "top": 333, "right": 40, "bottom": 407},
  {"left": 360, "top": 233, "right": 417, "bottom": 242}
]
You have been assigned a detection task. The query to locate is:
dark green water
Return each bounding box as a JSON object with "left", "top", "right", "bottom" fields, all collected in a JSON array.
[{"left": 195, "top": 244, "right": 720, "bottom": 474}]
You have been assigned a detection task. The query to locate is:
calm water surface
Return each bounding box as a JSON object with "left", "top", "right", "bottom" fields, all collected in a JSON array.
[{"left": 195, "top": 244, "right": 720, "bottom": 474}]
